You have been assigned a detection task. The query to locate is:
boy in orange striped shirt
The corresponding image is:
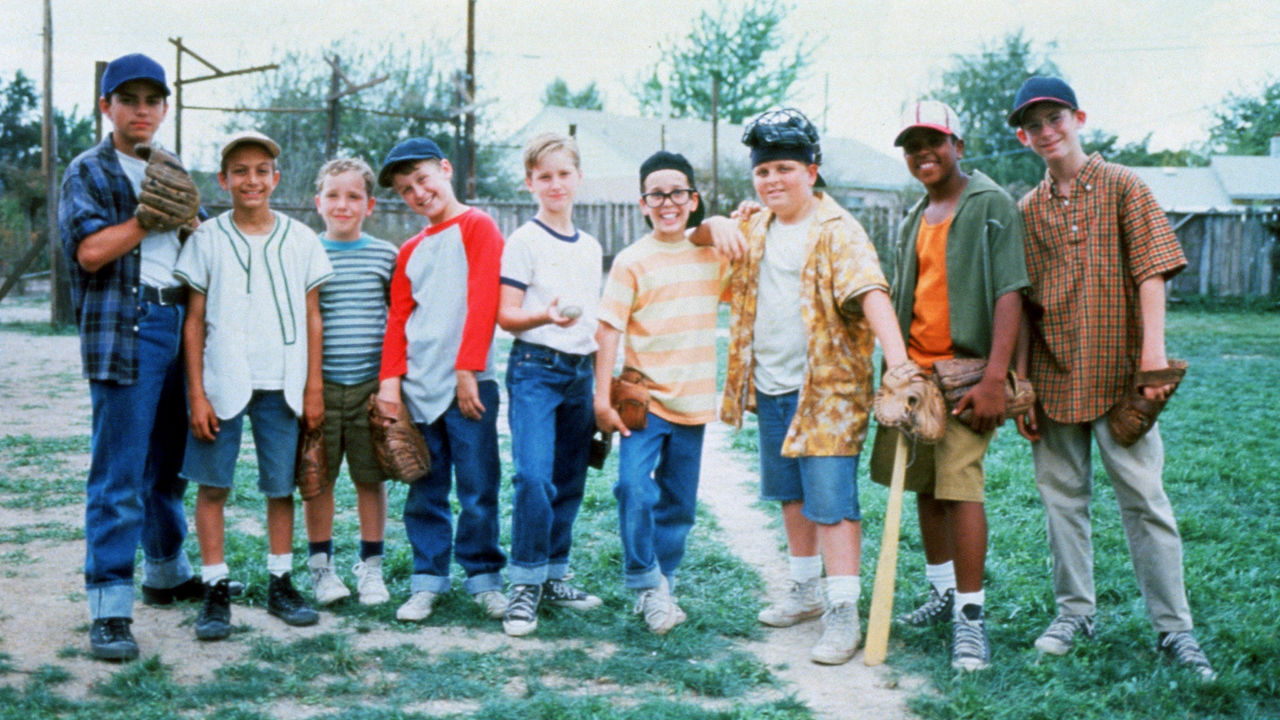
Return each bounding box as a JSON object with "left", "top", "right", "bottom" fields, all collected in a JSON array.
[{"left": 593, "top": 151, "right": 730, "bottom": 634}]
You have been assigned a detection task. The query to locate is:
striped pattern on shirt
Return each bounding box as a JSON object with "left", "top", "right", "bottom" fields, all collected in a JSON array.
[
  {"left": 598, "top": 234, "right": 730, "bottom": 425},
  {"left": 319, "top": 235, "right": 398, "bottom": 385}
]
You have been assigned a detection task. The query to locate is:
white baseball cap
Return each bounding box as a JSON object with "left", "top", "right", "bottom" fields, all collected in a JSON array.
[
  {"left": 894, "top": 100, "right": 963, "bottom": 146},
  {"left": 220, "top": 130, "right": 281, "bottom": 161}
]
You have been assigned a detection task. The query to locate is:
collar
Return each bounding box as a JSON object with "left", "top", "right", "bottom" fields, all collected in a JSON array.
[{"left": 1044, "top": 152, "right": 1104, "bottom": 199}]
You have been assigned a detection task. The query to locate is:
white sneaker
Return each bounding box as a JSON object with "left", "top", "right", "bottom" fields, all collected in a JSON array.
[
  {"left": 396, "top": 590, "right": 438, "bottom": 621},
  {"left": 758, "top": 577, "right": 824, "bottom": 627},
  {"left": 352, "top": 557, "right": 390, "bottom": 606},
  {"left": 634, "top": 577, "right": 685, "bottom": 635},
  {"left": 811, "top": 601, "right": 860, "bottom": 665},
  {"left": 473, "top": 589, "right": 507, "bottom": 619},
  {"left": 308, "top": 553, "right": 351, "bottom": 606}
]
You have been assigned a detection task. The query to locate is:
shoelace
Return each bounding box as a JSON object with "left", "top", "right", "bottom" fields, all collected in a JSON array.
[
  {"left": 507, "top": 586, "right": 539, "bottom": 620},
  {"left": 1162, "top": 632, "right": 1212, "bottom": 668},
  {"left": 100, "top": 617, "right": 133, "bottom": 641},
  {"left": 544, "top": 579, "right": 578, "bottom": 601},
  {"left": 1043, "top": 615, "right": 1090, "bottom": 643},
  {"left": 635, "top": 588, "right": 671, "bottom": 623},
  {"left": 901, "top": 589, "right": 952, "bottom": 624},
  {"left": 953, "top": 616, "right": 989, "bottom": 661}
]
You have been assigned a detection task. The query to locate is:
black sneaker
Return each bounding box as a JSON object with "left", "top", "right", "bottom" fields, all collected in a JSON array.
[
  {"left": 195, "top": 578, "right": 233, "bottom": 641},
  {"left": 89, "top": 617, "right": 139, "bottom": 661},
  {"left": 268, "top": 572, "right": 319, "bottom": 627},
  {"left": 142, "top": 576, "right": 245, "bottom": 606},
  {"left": 1158, "top": 631, "right": 1217, "bottom": 681},
  {"left": 503, "top": 584, "right": 542, "bottom": 637},
  {"left": 896, "top": 586, "right": 955, "bottom": 627},
  {"left": 542, "top": 578, "right": 603, "bottom": 610},
  {"left": 951, "top": 604, "right": 991, "bottom": 671}
]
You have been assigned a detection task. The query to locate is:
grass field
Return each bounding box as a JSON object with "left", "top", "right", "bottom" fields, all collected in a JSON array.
[{"left": 1, "top": 306, "right": 1277, "bottom": 718}]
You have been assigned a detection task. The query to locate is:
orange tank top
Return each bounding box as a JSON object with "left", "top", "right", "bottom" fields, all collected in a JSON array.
[{"left": 907, "top": 216, "right": 954, "bottom": 370}]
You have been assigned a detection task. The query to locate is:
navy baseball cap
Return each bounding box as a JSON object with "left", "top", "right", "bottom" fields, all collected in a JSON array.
[
  {"left": 1007, "top": 77, "right": 1078, "bottom": 127},
  {"left": 378, "top": 137, "right": 445, "bottom": 187},
  {"left": 639, "top": 150, "right": 705, "bottom": 229},
  {"left": 101, "top": 53, "right": 170, "bottom": 98}
]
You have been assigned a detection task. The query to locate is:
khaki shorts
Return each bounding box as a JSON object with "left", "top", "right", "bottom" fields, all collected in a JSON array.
[
  {"left": 869, "top": 415, "right": 993, "bottom": 503},
  {"left": 322, "top": 378, "right": 387, "bottom": 485}
]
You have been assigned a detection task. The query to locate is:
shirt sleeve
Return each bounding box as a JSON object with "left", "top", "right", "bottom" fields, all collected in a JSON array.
[
  {"left": 173, "top": 225, "right": 211, "bottom": 293},
  {"left": 831, "top": 218, "right": 889, "bottom": 317},
  {"left": 58, "top": 159, "right": 113, "bottom": 254},
  {"left": 456, "top": 212, "right": 503, "bottom": 372},
  {"left": 380, "top": 239, "right": 417, "bottom": 381},
  {"left": 987, "top": 195, "right": 1031, "bottom": 298},
  {"left": 1119, "top": 170, "right": 1186, "bottom": 283},
  {"left": 303, "top": 228, "right": 335, "bottom": 291},
  {"left": 597, "top": 257, "right": 636, "bottom": 332},
  {"left": 499, "top": 227, "right": 533, "bottom": 290}
]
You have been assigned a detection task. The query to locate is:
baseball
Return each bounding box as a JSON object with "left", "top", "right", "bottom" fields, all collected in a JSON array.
[{"left": 560, "top": 305, "right": 582, "bottom": 320}]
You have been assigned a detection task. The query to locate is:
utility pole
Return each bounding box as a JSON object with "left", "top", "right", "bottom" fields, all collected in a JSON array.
[
  {"left": 326, "top": 58, "right": 342, "bottom": 159},
  {"left": 169, "top": 38, "right": 278, "bottom": 156},
  {"left": 43, "top": 0, "right": 72, "bottom": 325},
  {"left": 710, "top": 75, "right": 720, "bottom": 215},
  {"left": 463, "top": 0, "right": 477, "bottom": 199}
]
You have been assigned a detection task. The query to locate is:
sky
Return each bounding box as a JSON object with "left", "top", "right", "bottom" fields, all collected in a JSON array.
[{"left": 3, "top": 0, "right": 1278, "bottom": 174}]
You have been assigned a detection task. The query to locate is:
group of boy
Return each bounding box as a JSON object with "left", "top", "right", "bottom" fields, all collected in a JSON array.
[{"left": 61, "top": 50, "right": 1213, "bottom": 682}]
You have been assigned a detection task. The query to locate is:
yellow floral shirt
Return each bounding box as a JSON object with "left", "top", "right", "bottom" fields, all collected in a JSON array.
[{"left": 721, "top": 192, "right": 888, "bottom": 457}]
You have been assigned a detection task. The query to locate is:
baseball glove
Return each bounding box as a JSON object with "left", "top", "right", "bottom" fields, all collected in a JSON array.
[
  {"left": 932, "top": 357, "right": 1035, "bottom": 426},
  {"left": 294, "top": 426, "right": 330, "bottom": 501},
  {"left": 873, "top": 361, "right": 946, "bottom": 443},
  {"left": 588, "top": 429, "right": 612, "bottom": 470},
  {"left": 1106, "top": 360, "right": 1188, "bottom": 447},
  {"left": 610, "top": 367, "right": 650, "bottom": 431},
  {"left": 366, "top": 393, "right": 431, "bottom": 483},
  {"left": 133, "top": 144, "right": 200, "bottom": 232}
]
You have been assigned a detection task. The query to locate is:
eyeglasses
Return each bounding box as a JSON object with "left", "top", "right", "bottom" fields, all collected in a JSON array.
[
  {"left": 1022, "top": 110, "right": 1070, "bottom": 135},
  {"left": 641, "top": 188, "right": 695, "bottom": 207}
]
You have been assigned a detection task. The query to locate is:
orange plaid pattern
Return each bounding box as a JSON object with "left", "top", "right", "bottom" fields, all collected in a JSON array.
[
  {"left": 721, "top": 192, "right": 888, "bottom": 457},
  {"left": 1019, "top": 154, "right": 1185, "bottom": 423}
]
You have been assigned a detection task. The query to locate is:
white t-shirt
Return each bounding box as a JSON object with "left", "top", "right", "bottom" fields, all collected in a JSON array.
[
  {"left": 116, "top": 150, "right": 182, "bottom": 289},
  {"left": 499, "top": 218, "right": 602, "bottom": 355},
  {"left": 751, "top": 215, "right": 812, "bottom": 395},
  {"left": 242, "top": 230, "right": 286, "bottom": 390}
]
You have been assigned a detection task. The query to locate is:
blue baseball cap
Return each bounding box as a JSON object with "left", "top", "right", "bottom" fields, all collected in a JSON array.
[
  {"left": 378, "top": 137, "right": 445, "bottom": 187},
  {"left": 101, "top": 53, "right": 170, "bottom": 98},
  {"left": 1007, "top": 77, "right": 1078, "bottom": 127}
]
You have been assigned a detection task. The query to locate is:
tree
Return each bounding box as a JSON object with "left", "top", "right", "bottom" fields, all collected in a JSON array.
[
  {"left": 231, "top": 43, "right": 517, "bottom": 201},
  {"left": 633, "top": 0, "right": 810, "bottom": 124},
  {"left": 1082, "top": 130, "right": 1207, "bottom": 168},
  {"left": 1208, "top": 78, "right": 1280, "bottom": 156},
  {"left": 541, "top": 77, "right": 603, "bottom": 111},
  {"left": 930, "top": 31, "right": 1061, "bottom": 194}
]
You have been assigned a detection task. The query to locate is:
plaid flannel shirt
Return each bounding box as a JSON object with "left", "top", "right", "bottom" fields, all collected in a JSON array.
[{"left": 1019, "top": 153, "right": 1185, "bottom": 423}]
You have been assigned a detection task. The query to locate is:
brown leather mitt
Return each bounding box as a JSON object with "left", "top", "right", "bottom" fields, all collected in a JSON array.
[
  {"left": 367, "top": 393, "right": 431, "bottom": 483},
  {"left": 610, "top": 367, "right": 650, "bottom": 431},
  {"left": 294, "top": 426, "right": 330, "bottom": 501},
  {"left": 932, "top": 357, "right": 1035, "bottom": 426},
  {"left": 1106, "top": 360, "right": 1188, "bottom": 447},
  {"left": 133, "top": 144, "right": 201, "bottom": 232},
  {"left": 874, "top": 361, "right": 946, "bottom": 443}
]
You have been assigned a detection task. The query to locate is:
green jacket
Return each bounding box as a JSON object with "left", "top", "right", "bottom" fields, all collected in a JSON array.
[{"left": 890, "top": 170, "right": 1029, "bottom": 359}]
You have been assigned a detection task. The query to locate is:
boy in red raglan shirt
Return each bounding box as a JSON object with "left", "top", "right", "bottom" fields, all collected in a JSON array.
[{"left": 374, "top": 138, "right": 508, "bottom": 623}]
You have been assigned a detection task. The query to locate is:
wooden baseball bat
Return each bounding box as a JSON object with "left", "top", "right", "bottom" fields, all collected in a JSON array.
[{"left": 864, "top": 432, "right": 908, "bottom": 666}]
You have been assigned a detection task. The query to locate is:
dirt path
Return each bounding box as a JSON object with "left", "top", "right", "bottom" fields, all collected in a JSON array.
[{"left": 697, "top": 421, "right": 921, "bottom": 719}]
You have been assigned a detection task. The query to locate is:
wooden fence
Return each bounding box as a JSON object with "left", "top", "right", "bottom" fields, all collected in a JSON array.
[{"left": 1165, "top": 210, "right": 1279, "bottom": 298}]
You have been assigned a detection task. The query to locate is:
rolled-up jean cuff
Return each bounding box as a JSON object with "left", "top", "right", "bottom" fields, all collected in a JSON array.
[
  {"left": 508, "top": 563, "right": 549, "bottom": 586},
  {"left": 462, "top": 571, "right": 504, "bottom": 595},
  {"left": 624, "top": 565, "right": 664, "bottom": 590},
  {"left": 547, "top": 560, "right": 570, "bottom": 581},
  {"left": 410, "top": 573, "right": 453, "bottom": 594},
  {"left": 142, "top": 550, "right": 195, "bottom": 589},
  {"left": 87, "top": 582, "right": 134, "bottom": 620}
]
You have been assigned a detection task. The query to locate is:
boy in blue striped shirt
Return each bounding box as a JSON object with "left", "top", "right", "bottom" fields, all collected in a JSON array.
[{"left": 302, "top": 158, "right": 399, "bottom": 606}]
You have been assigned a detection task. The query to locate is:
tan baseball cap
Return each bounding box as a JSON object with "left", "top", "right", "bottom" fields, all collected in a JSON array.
[
  {"left": 220, "top": 130, "right": 281, "bottom": 161},
  {"left": 894, "top": 100, "right": 963, "bottom": 146}
]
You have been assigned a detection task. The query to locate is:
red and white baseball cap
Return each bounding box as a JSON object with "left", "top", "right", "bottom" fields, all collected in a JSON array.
[{"left": 894, "top": 100, "right": 963, "bottom": 146}]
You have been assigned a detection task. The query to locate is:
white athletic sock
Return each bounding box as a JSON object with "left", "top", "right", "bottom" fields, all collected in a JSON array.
[
  {"left": 202, "top": 563, "right": 229, "bottom": 585},
  {"left": 266, "top": 553, "right": 293, "bottom": 578},
  {"left": 789, "top": 554, "right": 823, "bottom": 584},
  {"left": 825, "top": 575, "right": 861, "bottom": 606},
  {"left": 954, "top": 589, "right": 985, "bottom": 616},
  {"left": 925, "top": 561, "right": 956, "bottom": 595}
]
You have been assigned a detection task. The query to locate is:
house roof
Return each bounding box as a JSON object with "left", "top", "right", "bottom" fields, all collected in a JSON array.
[
  {"left": 1132, "top": 154, "right": 1280, "bottom": 213},
  {"left": 508, "top": 106, "right": 910, "bottom": 202},
  {"left": 1209, "top": 155, "right": 1280, "bottom": 201}
]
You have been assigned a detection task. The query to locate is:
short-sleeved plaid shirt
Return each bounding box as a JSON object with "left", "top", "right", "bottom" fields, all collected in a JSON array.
[{"left": 1019, "top": 153, "right": 1185, "bottom": 423}]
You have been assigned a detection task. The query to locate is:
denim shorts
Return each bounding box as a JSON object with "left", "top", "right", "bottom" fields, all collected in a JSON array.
[
  {"left": 756, "top": 390, "right": 861, "bottom": 524},
  {"left": 180, "top": 390, "right": 299, "bottom": 498}
]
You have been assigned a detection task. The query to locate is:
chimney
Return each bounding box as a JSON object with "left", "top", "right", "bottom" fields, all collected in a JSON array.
[{"left": 1271, "top": 134, "right": 1280, "bottom": 158}]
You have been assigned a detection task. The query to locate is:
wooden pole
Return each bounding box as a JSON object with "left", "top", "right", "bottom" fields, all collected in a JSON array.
[
  {"left": 94, "top": 61, "right": 106, "bottom": 142},
  {"left": 325, "top": 57, "right": 341, "bottom": 160},
  {"left": 174, "top": 38, "right": 183, "bottom": 156},
  {"left": 464, "top": 0, "right": 477, "bottom": 200},
  {"left": 710, "top": 75, "right": 719, "bottom": 215},
  {"left": 43, "top": 0, "right": 72, "bottom": 325}
]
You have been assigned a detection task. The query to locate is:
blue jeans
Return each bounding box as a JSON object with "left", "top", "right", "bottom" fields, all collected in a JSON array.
[
  {"left": 506, "top": 341, "right": 594, "bottom": 585},
  {"left": 179, "top": 390, "right": 299, "bottom": 498},
  {"left": 614, "top": 413, "right": 705, "bottom": 590},
  {"left": 406, "top": 379, "right": 505, "bottom": 594},
  {"left": 756, "top": 390, "right": 861, "bottom": 524},
  {"left": 84, "top": 300, "right": 193, "bottom": 620}
]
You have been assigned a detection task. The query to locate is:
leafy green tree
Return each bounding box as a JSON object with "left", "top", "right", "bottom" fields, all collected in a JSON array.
[
  {"left": 542, "top": 77, "right": 604, "bottom": 111},
  {"left": 930, "top": 31, "right": 1061, "bottom": 194},
  {"left": 1082, "top": 130, "right": 1207, "bottom": 167},
  {"left": 1208, "top": 77, "right": 1280, "bottom": 155},
  {"left": 633, "top": 0, "right": 810, "bottom": 124}
]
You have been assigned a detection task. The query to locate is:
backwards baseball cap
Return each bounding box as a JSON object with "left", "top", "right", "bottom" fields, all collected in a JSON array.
[
  {"left": 638, "top": 150, "right": 705, "bottom": 229},
  {"left": 894, "top": 100, "right": 963, "bottom": 146},
  {"left": 1007, "top": 77, "right": 1079, "bottom": 127},
  {"left": 220, "top": 130, "right": 281, "bottom": 162},
  {"left": 101, "top": 53, "right": 170, "bottom": 98},
  {"left": 378, "top": 137, "right": 445, "bottom": 187},
  {"left": 741, "top": 107, "right": 826, "bottom": 187}
]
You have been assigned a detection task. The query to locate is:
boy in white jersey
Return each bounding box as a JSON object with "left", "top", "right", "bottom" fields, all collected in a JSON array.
[
  {"left": 302, "top": 158, "right": 398, "bottom": 607},
  {"left": 496, "top": 133, "right": 604, "bottom": 636},
  {"left": 175, "top": 131, "right": 333, "bottom": 640},
  {"left": 594, "top": 151, "right": 730, "bottom": 634}
]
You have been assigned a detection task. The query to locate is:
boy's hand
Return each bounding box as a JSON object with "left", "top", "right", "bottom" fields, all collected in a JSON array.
[
  {"left": 456, "top": 370, "right": 484, "bottom": 420},
  {"left": 1138, "top": 350, "right": 1175, "bottom": 401},
  {"left": 545, "top": 297, "right": 578, "bottom": 328},
  {"left": 1015, "top": 402, "right": 1040, "bottom": 443},
  {"left": 594, "top": 399, "right": 630, "bottom": 437},
  {"left": 188, "top": 395, "right": 220, "bottom": 442},
  {"left": 303, "top": 384, "right": 325, "bottom": 431},
  {"left": 699, "top": 216, "right": 747, "bottom": 261},
  {"left": 730, "top": 200, "right": 763, "bottom": 222},
  {"left": 954, "top": 375, "right": 1007, "bottom": 434}
]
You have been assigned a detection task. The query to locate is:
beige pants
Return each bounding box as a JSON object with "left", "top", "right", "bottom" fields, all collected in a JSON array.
[{"left": 1033, "top": 413, "right": 1193, "bottom": 632}]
